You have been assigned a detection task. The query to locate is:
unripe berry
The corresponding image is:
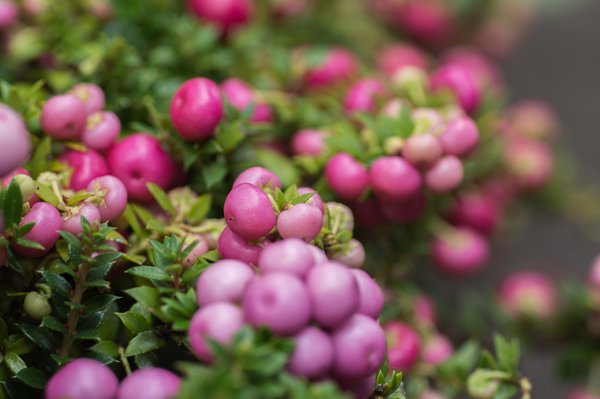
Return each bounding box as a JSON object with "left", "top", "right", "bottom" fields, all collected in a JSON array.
[
  {"left": 402, "top": 134, "right": 443, "bottom": 167},
  {"left": 440, "top": 116, "right": 479, "bottom": 158},
  {"left": 287, "top": 327, "right": 334, "bottom": 379},
  {"left": 377, "top": 43, "right": 428, "bottom": 77},
  {"left": 422, "top": 333, "right": 453, "bottom": 365},
  {"left": 431, "top": 65, "right": 481, "bottom": 115},
  {"left": 344, "top": 78, "right": 385, "bottom": 115},
  {"left": 170, "top": 77, "right": 223, "bottom": 141},
  {"left": 384, "top": 321, "right": 421, "bottom": 372},
  {"left": 277, "top": 203, "right": 324, "bottom": 242},
  {"left": 304, "top": 47, "right": 357, "bottom": 89},
  {"left": 233, "top": 166, "right": 281, "bottom": 189},
  {"left": 381, "top": 192, "right": 426, "bottom": 224},
  {"left": 60, "top": 149, "right": 110, "bottom": 191},
  {"left": 291, "top": 129, "right": 327, "bottom": 157},
  {"left": 330, "top": 239, "right": 366, "bottom": 268},
  {"left": 498, "top": 271, "right": 557, "bottom": 320},
  {"left": 196, "top": 259, "right": 254, "bottom": 306},
  {"left": 82, "top": 111, "right": 121, "bottom": 151},
  {"left": 13, "top": 174, "right": 36, "bottom": 202},
  {"left": 45, "top": 358, "right": 118, "bottom": 399},
  {"left": 297, "top": 187, "right": 324, "bottom": 214},
  {"left": 350, "top": 269, "right": 384, "bottom": 319},
  {"left": 69, "top": 83, "right": 106, "bottom": 115},
  {"left": 431, "top": 227, "right": 489, "bottom": 277},
  {"left": 217, "top": 227, "right": 264, "bottom": 265},
  {"left": 258, "top": 238, "right": 315, "bottom": 277},
  {"left": 0, "top": 104, "right": 32, "bottom": 176},
  {"left": 370, "top": 156, "right": 421, "bottom": 202},
  {"left": 424, "top": 155, "right": 464, "bottom": 194},
  {"left": 117, "top": 368, "right": 181, "bottom": 399},
  {"left": 41, "top": 94, "right": 87, "bottom": 140},
  {"left": 221, "top": 78, "right": 273, "bottom": 123},
  {"left": 188, "top": 0, "right": 253, "bottom": 33},
  {"left": 13, "top": 202, "right": 63, "bottom": 257},
  {"left": 182, "top": 235, "right": 209, "bottom": 267},
  {"left": 326, "top": 202, "right": 355, "bottom": 232},
  {"left": 87, "top": 175, "right": 128, "bottom": 221},
  {"left": 243, "top": 273, "right": 312, "bottom": 335},
  {"left": 24, "top": 291, "right": 51, "bottom": 320},
  {"left": 325, "top": 153, "right": 369, "bottom": 201},
  {"left": 224, "top": 183, "right": 276, "bottom": 240},
  {"left": 63, "top": 203, "right": 101, "bottom": 236}
]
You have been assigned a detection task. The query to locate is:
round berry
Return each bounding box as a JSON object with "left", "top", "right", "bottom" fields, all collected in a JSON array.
[
  {"left": 402, "top": 134, "right": 443, "bottom": 167},
  {"left": 431, "top": 65, "right": 481, "bottom": 114},
  {"left": 287, "top": 327, "right": 334, "bottom": 379},
  {"left": 258, "top": 238, "right": 315, "bottom": 277},
  {"left": 41, "top": 94, "right": 87, "bottom": 140},
  {"left": 182, "top": 235, "right": 209, "bottom": 267},
  {"left": 440, "top": 116, "right": 479, "bottom": 158},
  {"left": 221, "top": 78, "right": 273, "bottom": 124},
  {"left": 224, "top": 183, "right": 276, "bottom": 240},
  {"left": 448, "top": 191, "right": 501, "bottom": 236},
  {"left": 45, "top": 358, "right": 118, "bottom": 399},
  {"left": 82, "top": 111, "right": 121, "bottom": 151},
  {"left": 277, "top": 203, "right": 323, "bottom": 242},
  {"left": 325, "top": 153, "right": 369, "bottom": 201},
  {"left": 63, "top": 203, "right": 101, "bottom": 236},
  {"left": 291, "top": 129, "right": 327, "bottom": 157},
  {"left": 414, "top": 295, "right": 437, "bottom": 327},
  {"left": 0, "top": 104, "right": 31, "bottom": 176},
  {"left": 13, "top": 202, "right": 62, "bottom": 257},
  {"left": 431, "top": 227, "right": 489, "bottom": 277},
  {"left": 384, "top": 321, "right": 421, "bottom": 372},
  {"left": 424, "top": 155, "right": 464, "bottom": 194},
  {"left": 377, "top": 43, "right": 428, "bottom": 77},
  {"left": 504, "top": 138, "right": 553, "bottom": 191},
  {"left": 370, "top": 156, "right": 422, "bottom": 202},
  {"left": 344, "top": 78, "right": 385, "bottom": 115},
  {"left": 498, "top": 271, "right": 557, "bottom": 320},
  {"left": 87, "top": 175, "right": 128, "bottom": 221},
  {"left": 217, "top": 227, "right": 264, "bottom": 265},
  {"left": 297, "top": 187, "right": 324, "bottom": 214},
  {"left": 60, "top": 149, "right": 110, "bottom": 191},
  {"left": 350, "top": 269, "right": 384, "bottom": 319},
  {"left": 233, "top": 166, "right": 281, "bottom": 189},
  {"left": 196, "top": 259, "right": 254, "bottom": 306},
  {"left": 0, "top": 1, "right": 18, "bottom": 29},
  {"left": 117, "top": 368, "right": 181, "bottom": 399},
  {"left": 304, "top": 47, "right": 357, "bottom": 89},
  {"left": 422, "top": 333, "right": 453, "bottom": 365},
  {"left": 24, "top": 291, "right": 51, "bottom": 320},
  {"left": 188, "top": 0, "right": 253, "bottom": 33},
  {"left": 329, "top": 239, "right": 366, "bottom": 268},
  {"left": 69, "top": 83, "right": 106, "bottom": 115}
]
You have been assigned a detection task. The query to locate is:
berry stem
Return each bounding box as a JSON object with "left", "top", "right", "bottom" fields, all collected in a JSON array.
[{"left": 119, "top": 347, "right": 132, "bottom": 376}]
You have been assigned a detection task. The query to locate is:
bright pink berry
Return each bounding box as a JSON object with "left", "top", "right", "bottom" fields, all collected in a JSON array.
[
  {"left": 13, "top": 202, "right": 62, "bottom": 257},
  {"left": 350, "top": 269, "right": 384, "bottom": 319},
  {"left": 87, "top": 175, "right": 128, "bottom": 221},
  {"left": 217, "top": 227, "right": 264, "bottom": 265},
  {"left": 325, "top": 153, "right": 369, "bottom": 201},
  {"left": 381, "top": 192, "right": 426, "bottom": 224},
  {"left": 0, "top": 1, "right": 18, "bottom": 29},
  {"left": 330, "top": 239, "right": 366, "bottom": 268},
  {"left": 170, "top": 77, "right": 223, "bottom": 142},
  {"left": 277, "top": 203, "right": 323, "bottom": 242},
  {"left": 384, "top": 321, "right": 421, "bottom": 372},
  {"left": 69, "top": 83, "right": 105, "bottom": 115},
  {"left": 395, "top": 1, "right": 453, "bottom": 45},
  {"left": 332, "top": 314, "right": 387, "bottom": 379},
  {"left": 221, "top": 78, "right": 273, "bottom": 124},
  {"left": 431, "top": 227, "right": 489, "bottom": 277},
  {"left": 504, "top": 138, "right": 553, "bottom": 191},
  {"left": 287, "top": 327, "right": 334, "bottom": 379},
  {"left": 431, "top": 65, "right": 481, "bottom": 115},
  {"left": 82, "top": 111, "right": 121, "bottom": 151},
  {"left": 304, "top": 47, "right": 357, "bottom": 89},
  {"left": 188, "top": 0, "right": 253, "bottom": 33},
  {"left": 188, "top": 302, "right": 245, "bottom": 363},
  {"left": 0, "top": 105, "right": 31, "bottom": 176},
  {"left": 196, "top": 259, "right": 254, "bottom": 306},
  {"left": 498, "top": 271, "right": 557, "bottom": 320},
  {"left": 422, "top": 333, "right": 453, "bottom": 365},
  {"left": 258, "top": 238, "right": 315, "bottom": 277},
  {"left": 370, "top": 156, "right": 422, "bottom": 202},
  {"left": 297, "top": 187, "right": 324, "bottom": 214},
  {"left": 63, "top": 203, "right": 101, "bottom": 236},
  {"left": 60, "top": 149, "right": 110, "bottom": 191},
  {"left": 424, "top": 155, "right": 464, "bottom": 194},
  {"left": 233, "top": 166, "right": 281, "bottom": 189},
  {"left": 402, "top": 134, "right": 443, "bottom": 168},
  {"left": 243, "top": 273, "right": 312, "bottom": 335},
  {"left": 442, "top": 47, "right": 503, "bottom": 90},
  {"left": 45, "top": 358, "right": 118, "bottom": 399},
  {"left": 107, "top": 133, "right": 176, "bottom": 203},
  {"left": 306, "top": 261, "right": 359, "bottom": 329},
  {"left": 182, "top": 235, "right": 209, "bottom": 267},
  {"left": 117, "top": 368, "right": 181, "bottom": 399},
  {"left": 448, "top": 191, "right": 501, "bottom": 236},
  {"left": 41, "top": 94, "right": 87, "bottom": 140},
  {"left": 291, "top": 129, "right": 327, "bottom": 157},
  {"left": 344, "top": 78, "right": 385, "bottom": 115},
  {"left": 440, "top": 116, "right": 479, "bottom": 158},
  {"left": 377, "top": 43, "right": 428, "bottom": 77},
  {"left": 224, "top": 183, "right": 276, "bottom": 240}
]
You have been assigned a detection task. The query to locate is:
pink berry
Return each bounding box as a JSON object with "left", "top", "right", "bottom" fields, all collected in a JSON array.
[
  {"left": 307, "top": 245, "right": 328, "bottom": 265},
  {"left": 0, "top": 105, "right": 31, "bottom": 176},
  {"left": 63, "top": 203, "right": 101, "bottom": 236},
  {"left": 498, "top": 271, "right": 557, "bottom": 320},
  {"left": 270, "top": 0, "right": 309, "bottom": 19},
  {"left": 13, "top": 202, "right": 62, "bottom": 257},
  {"left": 442, "top": 47, "right": 503, "bottom": 90},
  {"left": 304, "top": 47, "right": 357, "bottom": 89},
  {"left": 87, "top": 175, "right": 128, "bottom": 221},
  {"left": 0, "top": 1, "right": 18, "bottom": 29},
  {"left": 370, "top": 156, "right": 421, "bottom": 202},
  {"left": 188, "top": 0, "right": 253, "bottom": 33},
  {"left": 82, "top": 111, "right": 121, "bottom": 151},
  {"left": 243, "top": 273, "right": 312, "bottom": 335},
  {"left": 277, "top": 203, "right": 323, "bottom": 242},
  {"left": 297, "top": 187, "right": 324, "bottom": 214},
  {"left": 69, "top": 83, "right": 105, "bottom": 115},
  {"left": 377, "top": 43, "right": 428, "bottom": 77},
  {"left": 569, "top": 390, "right": 600, "bottom": 399},
  {"left": 170, "top": 78, "right": 223, "bottom": 141},
  {"left": 182, "top": 235, "right": 209, "bottom": 267},
  {"left": 188, "top": 302, "right": 245, "bottom": 363},
  {"left": 384, "top": 321, "right": 421, "bottom": 372},
  {"left": 287, "top": 327, "right": 334, "bottom": 379},
  {"left": 350, "top": 269, "right": 384, "bottom": 319},
  {"left": 45, "top": 358, "right": 118, "bottom": 399},
  {"left": 381, "top": 192, "right": 426, "bottom": 224},
  {"left": 448, "top": 191, "right": 501, "bottom": 236},
  {"left": 393, "top": 1, "right": 453, "bottom": 45},
  {"left": 221, "top": 78, "right": 273, "bottom": 124},
  {"left": 196, "top": 259, "right": 254, "bottom": 306},
  {"left": 343, "top": 78, "right": 385, "bottom": 115},
  {"left": 217, "top": 227, "right": 264, "bottom": 265},
  {"left": 431, "top": 65, "right": 481, "bottom": 115},
  {"left": 330, "top": 239, "right": 366, "bottom": 268},
  {"left": 60, "top": 149, "right": 110, "bottom": 191},
  {"left": 224, "top": 183, "right": 276, "bottom": 240},
  {"left": 306, "top": 261, "right": 359, "bottom": 329},
  {"left": 424, "top": 155, "right": 464, "bottom": 194},
  {"left": 504, "top": 138, "right": 553, "bottom": 191},
  {"left": 414, "top": 295, "right": 437, "bottom": 327},
  {"left": 507, "top": 100, "right": 558, "bottom": 141},
  {"left": 41, "top": 94, "right": 87, "bottom": 140},
  {"left": 402, "top": 134, "right": 443, "bottom": 168},
  {"left": 107, "top": 133, "right": 176, "bottom": 203},
  {"left": 351, "top": 199, "right": 386, "bottom": 230},
  {"left": 232, "top": 166, "right": 281, "bottom": 189},
  {"left": 325, "top": 153, "right": 369, "bottom": 201},
  {"left": 422, "top": 333, "right": 453, "bottom": 365},
  {"left": 117, "top": 368, "right": 181, "bottom": 399},
  {"left": 431, "top": 227, "right": 489, "bottom": 277},
  {"left": 258, "top": 238, "right": 315, "bottom": 277},
  {"left": 291, "top": 129, "right": 327, "bottom": 157},
  {"left": 332, "top": 314, "right": 387, "bottom": 379},
  {"left": 339, "top": 373, "right": 376, "bottom": 399},
  {"left": 440, "top": 116, "right": 479, "bottom": 158}
]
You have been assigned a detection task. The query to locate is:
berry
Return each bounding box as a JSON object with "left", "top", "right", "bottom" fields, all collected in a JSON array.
[
  {"left": 2, "top": 169, "right": 39, "bottom": 205},
  {"left": 339, "top": 374, "right": 376, "bottom": 399},
  {"left": 384, "top": 321, "right": 421, "bottom": 372},
  {"left": 63, "top": 203, "right": 101, "bottom": 236},
  {"left": 393, "top": 1, "right": 453, "bottom": 45},
  {"left": 402, "top": 134, "right": 443, "bottom": 168},
  {"left": 107, "top": 133, "right": 176, "bottom": 203},
  {"left": 504, "top": 138, "right": 553, "bottom": 191},
  {"left": 377, "top": 43, "right": 428, "bottom": 77},
  {"left": 431, "top": 65, "right": 481, "bottom": 114},
  {"left": 424, "top": 155, "right": 464, "bottom": 194},
  {"left": 498, "top": 271, "right": 557, "bottom": 320},
  {"left": 370, "top": 156, "right": 422, "bottom": 202},
  {"left": 507, "top": 100, "right": 558, "bottom": 141},
  {"left": 13, "top": 174, "right": 36, "bottom": 202},
  {"left": 117, "top": 368, "right": 181, "bottom": 399},
  {"left": 448, "top": 191, "right": 501, "bottom": 236},
  {"left": 218, "top": 227, "right": 264, "bottom": 265},
  {"left": 170, "top": 77, "right": 223, "bottom": 141},
  {"left": 440, "top": 116, "right": 479, "bottom": 158},
  {"left": 24, "top": 291, "right": 52, "bottom": 320},
  {"left": 431, "top": 227, "right": 489, "bottom": 277},
  {"left": 188, "top": 0, "right": 253, "bottom": 33},
  {"left": 422, "top": 333, "right": 453, "bottom": 365},
  {"left": 305, "top": 261, "right": 359, "bottom": 329},
  {"left": 297, "top": 187, "right": 324, "bottom": 214},
  {"left": 196, "top": 259, "right": 254, "bottom": 306},
  {"left": 243, "top": 272, "right": 312, "bottom": 335},
  {"left": 441, "top": 47, "right": 503, "bottom": 90},
  {"left": 414, "top": 295, "right": 437, "bottom": 327},
  {"left": 69, "top": 83, "right": 106, "bottom": 115},
  {"left": 325, "top": 153, "right": 369, "bottom": 201},
  {"left": 233, "top": 166, "right": 281, "bottom": 189},
  {"left": 60, "top": 149, "right": 110, "bottom": 191},
  {"left": 344, "top": 78, "right": 385, "bottom": 115},
  {"left": 87, "top": 175, "right": 128, "bottom": 221},
  {"left": 287, "top": 327, "right": 334, "bottom": 379},
  {"left": 82, "top": 111, "right": 121, "bottom": 151},
  {"left": 304, "top": 47, "right": 357, "bottom": 89},
  {"left": 381, "top": 192, "right": 426, "bottom": 224},
  {"left": 188, "top": 302, "right": 245, "bottom": 362},
  {"left": 45, "top": 358, "right": 118, "bottom": 399},
  {"left": 350, "top": 269, "right": 384, "bottom": 319},
  {"left": 221, "top": 78, "right": 272, "bottom": 124},
  {"left": 0, "top": 1, "right": 18, "bottom": 29},
  {"left": 330, "top": 239, "right": 366, "bottom": 268},
  {"left": 258, "top": 238, "right": 315, "bottom": 277},
  {"left": 182, "top": 235, "right": 209, "bottom": 267},
  {"left": 307, "top": 245, "right": 328, "bottom": 265},
  {"left": 326, "top": 202, "right": 355, "bottom": 232},
  {"left": 224, "top": 183, "right": 276, "bottom": 240},
  {"left": 41, "top": 94, "right": 87, "bottom": 140},
  {"left": 13, "top": 202, "right": 62, "bottom": 257},
  {"left": 291, "top": 129, "right": 327, "bottom": 157},
  {"left": 277, "top": 203, "right": 324, "bottom": 241},
  {"left": 0, "top": 104, "right": 32, "bottom": 176}
]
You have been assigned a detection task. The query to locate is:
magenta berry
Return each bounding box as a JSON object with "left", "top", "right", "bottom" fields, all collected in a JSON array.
[
  {"left": 431, "top": 65, "right": 481, "bottom": 114},
  {"left": 170, "top": 77, "right": 223, "bottom": 141},
  {"left": 82, "top": 111, "right": 121, "bottom": 151},
  {"left": 60, "top": 149, "right": 110, "bottom": 191},
  {"left": 377, "top": 43, "right": 428, "bottom": 77},
  {"left": 332, "top": 314, "right": 387, "bottom": 379},
  {"left": 422, "top": 333, "right": 453, "bottom": 365},
  {"left": 69, "top": 83, "right": 105, "bottom": 115},
  {"left": 498, "top": 271, "right": 557, "bottom": 320},
  {"left": 304, "top": 47, "right": 357, "bottom": 89},
  {"left": 325, "top": 153, "right": 369, "bottom": 201},
  {"left": 504, "top": 138, "right": 553, "bottom": 191},
  {"left": 107, "top": 133, "right": 176, "bottom": 203},
  {"left": 232, "top": 166, "right": 281, "bottom": 188},
  {"left": 330, "top": 239, "right": 366, "bottom": 268},
  {"left": 350, "top": 269, "right": 384, "bottom": 319},
  {"left": 343, "top": 78, "right": 385, "bottom": 115},
  {"left": 442, "top": 47, "right": 503, "bottom": 90},
  {"left": 188, "top": 0, "right": 253, "bottom": 33},
  {"left": 287, "top": 327, "right": 334, "bottom": 379},
  {"left": 63, "top": 203, "right": 101, "bottom": 236},
  {"left": 0, "top": 104, "right": 32, "bottom": 176},
  {"left": 188, "top": 302, "right": 245, "bottom": 362},
  {"left": 393, "top": 1, "right": 453, "bottom": 45},
  {"left": 221, "top": 78, "right": 273, "bottom": 124},
  {"left": 448, "top": 191, "right": 501, "bottom": 236},
  {"left": 431, "top": 227, "right": 489, "bottom": 277},
  {"left": 13, "top": 202, "right": 62, "bottom": 257},
  {"left": 440, "top": 116, "right": 479, "bottom": 158},
  {"left": 340, "top": 374, "right": 376, "bottom": 399},
  {"left": 117, "top": 368, "right": 181, "bottom": 399},
  {"left": 306, "top": 261, "right": 359, "bottom": 329},
  {"left": 258, "top": 238, "right": 315, "bottom": 277},
  {"left": 87, "top": 175, "right": 128, "bottom": 221},
  {"left": 424, "top": 155, "right": 464, "bottom": 194},
  {"left": 196, "top": 259, "right": 254, "bottom": 306},
  {"left": 381, "top": 192, "right": 426, "bottom": 224},
  {"left": 243, "top": 272, "right": 312, "bottom": 335},
  {"left": 45, "top": 358, "right": 118, "bottom": 399},
  {"left": 0, "top": 1, "right": 18, "bottom": 29},
  {"left": 277, "top": 203, "right": 324, "bottom": 242},
  {"left": 370, "top": 156, "right": 422, "bottom": 202},
  {"left": 384, "top": 321, "right": 421, "bottom": 372},
  {"left": 297, "top": 187, "right": 324, "bottom": 214},
  {"left": 402, "top": 134, "right": 443, "bottom": 167},
  {"left": 183, "top": 235, "right": 209, "bottom": 267},
  {"left": 217, "top": 227, "right": 264, "bottom": 265},
  {"left": 41, "top": 94, "right": 88, "bottom": 140},
  {"left": 224, "top": 183, "right": 276, "bottom": 240},
  {"left": 291, "top": 129, "right": 327, "bottom": 157}
]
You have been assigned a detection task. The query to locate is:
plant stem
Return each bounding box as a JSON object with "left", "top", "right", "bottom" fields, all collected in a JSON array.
[
  {"left": 58, "top": 261, "right": 92, "bottom": 357},
  {"left": 119, "top": 347, "right": 132, "bottom": 375}
]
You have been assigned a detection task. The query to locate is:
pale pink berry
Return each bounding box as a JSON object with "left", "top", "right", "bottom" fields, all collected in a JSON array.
[
  {"left": 370, "top": 156, "right": 421, "bottom": 202},
  {"left": 498, "top": 271, "right": 557, "bottom": 320},
  {"left": 448, "top": 191, "right": 501, "bottom": 236},
  {"left": 350, "top": 269, "right": 384, "bottom": 319},
  {"left": 63, "top": 203, "right": 101, "bottom": 236},
  {"left": 41, "top": 94, "right": 87, "bottom": 140},
  {"left": 233, "top": 166, "right": 281, "bottom": 188},
  {"left": 217, "top": 227, "right": 264, "bottom": 265},
  {"left": 422, "top": 333, "right": 453, "bottom": 365},
  {"left": 82, "top": 111, "right": 121, "bottom": 151},
  {"left": 424, "top": 155, "right": 464, "bottom": 194},
  {"left": 117, "top": 368, "right": 181, "bottom": 399},
  {"left": 431, "top": 65, "right": 481, "bottom": 114},
  {"left": 287, "top": 327, "right": 334, "bottom": 379},
  {"left": 45, "top": 359, "right": 118, "bottom": 399},
  {"left": 258, "top": 238, "right": 315, "bottom": 277},
  {"left": 297, "top": 187, "right": 324, "bottom": 214},
  {"left": 377, "top": 43, "right": 428, "bottom": 77},
  {"left": 402, "top": 134, "right": 443, "bottom": 168},
  {"left": 0, "top": 1, "right": 18, "bottom": 29},
  {"left": 196, "top": 259, "right": 254, "bottom": 306},
  {"left": 183, "top": 235, "right": 209, "bottom": 267},
  {"left": 0, "top": 105, "right": 31, "bottom": 176},
  {"left": 304, "top": 47, "right": 358, "bottom": 89},
  {"left": 291, "top": 129, "right": 327, "bottom": 157},
  {"left": 277, "top": 203, "right": 324, "bottom": 242},
  {"left": 440, "top": 116, "right": 479, "bottom": 158},
  {"left": 330, "top": 239, "right": 366, "bottom": 268},
  {"left": 69, "top": 83, "right": 105, "bottom": 115},
  {"left": 431, "top": 227, "right": 489, "bottom": 277}
]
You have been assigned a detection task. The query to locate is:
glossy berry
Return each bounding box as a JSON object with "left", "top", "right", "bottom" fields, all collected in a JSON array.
[
  {"left": 170, "top": 78, "right": 223, "bottom": 141},
  {"left": 196, "top": 259, "right": 254, "bottom": 306},
  {"left": 0, "top": 105, "right": 32, "bottom": 177},
  {"left": 107, "top": 133, "right": 176, "bottom": 203},
  {"left": 325, "top": 153, "right": 369, "bottom": 201},
  {"left": 422, "top": 333, "right": 453, "bottom": 365},
  {"left": 188, "top": 0, "right": 253, "bottom": 33},
  {"left": 431, "top": 227, "right": 489, "bottom": 277},
  {"left": 287, "top": 327, "right": 334, "bottom": 379},
  {"left": 384, "top": 321, "right": 421, "bottom": 372},
  {"left": 63, "top": 203, "right": 101, "bottom": 236},
  {"left": 2, "top": 169, "right": 39, "bottom": 205},
  {"left": 224, "top": 183, "right": 276, "bottom": 240},
  {"left": 350, "top": 269, "right": 384, "bottom": 319},
  {"left": 498, "top": 271, "right": 557, "bottom": 320},
  {"left": 45, "top": 358, "right": 118, "bottom": 399},
  {"left": 41, "top": 94, "right": 88, "bottom": 140},
  {"left": 233, "top": 166, "right": 281, "bottom": 188},
  {"left": 291, "top": 129, "right": 327, "bottom": 157},
  {"left": 297, "top": 187, "right": 324, "bottom": 214},
  {"left": 402, "top": 134, "right": 443, "bottom": 168},
  {"left": 306, "top": 261, "right": 359, "bottom": 329},
  {"left": 370, "top": 156, "right": 421, "bottom": 202},
  {"left": 182, "top": 235, "right": 209, "bottom": 267},
  {"left": 188, "top": 302, "right": 245, "bottom": 363},
  {"left": 258, "top": 238, "right": 315, "bottom": 277},
  {"left": 24, "top": 291, "right": 52, "bottom": 320},
  {"left": 13, "top": 202, "right": 62, "bottom": 257},
  {"left": 344, "top": 78, "right": 385, "bottom": 115},
  {"left": 60, "top": 149, "right": 110, "bottom": 191},
  {"left": 82, "top": 111, "right": 121, "bottom": 151},
  {"left": 304, "top": 47, "right": 357, "bottom": 89},
  {"left": 277, "top": 203, "right": 324, "bottom": 242},
  {"left": 377, "top": 43, "right": 428, "bottom": 77},
  {"left": 217, "top": 227, "right": 264, "bottom": 265},
  {"left": 221, "top": 78, "right": 272, "bottom": 123},
  {"left": 424, "top": 155, "right": 464, "bottom": 194},
  {"left": 243, "top": 273, "right": 312, "bottom": 335},
  {"left": 117, "top": 368, "right": 181, "bottom": 399},
  {"left": 87, "top": 175, "right": 128, "bottom": 221},
  {"left": 69, "top": 83, "right": 106, "bottom": 115},
  {"left": 431, "top": 65, "right": 481, "bottom": 115},
  {"left": 440, "top": 116, "right": 479, "bottom": 158}
]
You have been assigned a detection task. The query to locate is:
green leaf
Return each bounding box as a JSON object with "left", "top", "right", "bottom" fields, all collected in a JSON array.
[
  {"left": 494, "top": 335, "right": 520, "bottom": 374},
  {"left": 66, "top": 191, "right": 94, "bottom": 206},
  {"left": 58, "top": 231, "right": 82, "bottom": 265},
  {"left": 202, "top": 158, "right": 228, "bottom": 189},
  {"left": 4, "top": 352, "right": 26, "bottom": 374},
  {"left": 127, "top": 266, "right": 172, "bottom": 282},
  {"left": 40, "top": 270, "right": 72, "bottom": 298},
  {"left": 18, "top": 324, "right": 59, "bottom": 351},
  {"left": 116, "top": 310, "right": 152, "bottom": 335},
  {"left": 123, "top": 205, "right": 145, "bottom": 239},
  {"left": 34, "top": 183, "right": 60, "bottom": 206},
  {"left": 146, "top": 183, "right": 175, "bottom": 216},
  {"left": 188, "top": 194, "right": 212, "bottom": 224},
  {"left": 124, "top": 331, "right": 165, "bottom": 357},
  {"left": 89, "top": 340, "right": 119, "bottom": 358},
  {"left": 83, "top": 295, "right": 120, "bottom": 314},
  {"left": 125, "top": 286, "right": 165, "bottom": 319},
  {"left": 40, "top": 316, "right": 66, "bottom": 334},
  {"left": 255, "top": 148, "right": 300, "bottom": 187},
  {"left": 3, "top": 179, "right": 23, "bottom": 228},
  {"left": 216, "top": 122, "right": 245, "bottom": 152},
  {"left": 75, "top": 329, "right": 102, "bottom": 341},
  {"left": 12, "top": 237, "right": 44, "bottom": 250},
  {"left": 15, "top": 368, "right": 46, "bottom": 389}
]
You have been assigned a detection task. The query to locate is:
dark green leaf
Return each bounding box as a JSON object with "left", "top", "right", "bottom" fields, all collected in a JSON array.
[
  {"left": 15, "top": 367, "right": 47, "bottom": 389},
  {"left": 124, "top": 331, "right": 165, "bottom": 357},
  {"left": 40, "top": 270, "right": 72, "bottom": 298},
  {"left": 18, "top": 324, "right": 59, "bottom": 351},
  {"left": 127, "top": 266, "right": 172, "bottom": 282},
  {"left": 3, "top": 179, "right": 23, "bottom": 228}
]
